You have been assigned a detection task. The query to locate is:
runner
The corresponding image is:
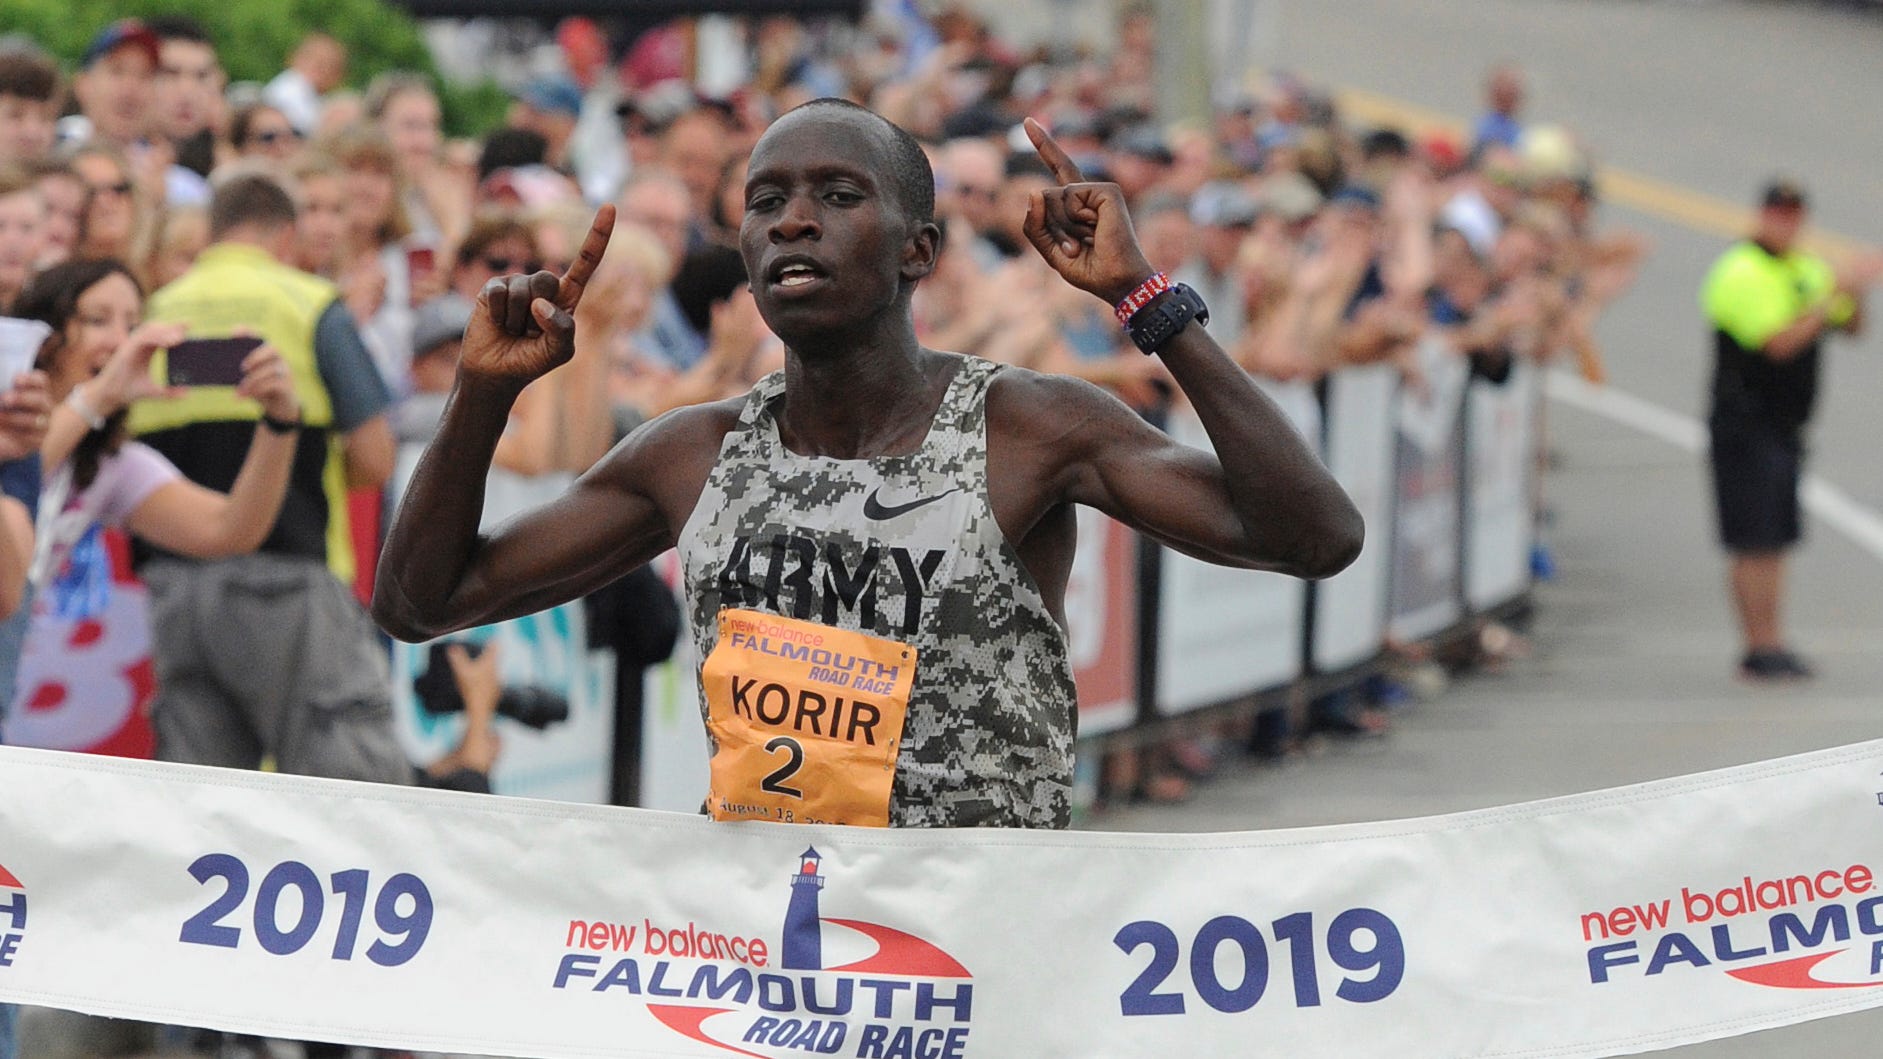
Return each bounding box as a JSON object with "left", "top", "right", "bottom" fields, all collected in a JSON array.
[{"left": 374, "top": 100, "right": 1363, "bottom": 829}]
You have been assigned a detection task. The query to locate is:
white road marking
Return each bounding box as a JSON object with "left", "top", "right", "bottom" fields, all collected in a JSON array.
[{"left": 1547, "top": 371, "right": 1883, "bottom": 563}]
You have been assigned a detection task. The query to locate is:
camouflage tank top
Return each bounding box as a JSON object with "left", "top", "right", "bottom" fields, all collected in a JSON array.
[{"left": 678, "top": 354, "right": 1076, "bottom": 828}]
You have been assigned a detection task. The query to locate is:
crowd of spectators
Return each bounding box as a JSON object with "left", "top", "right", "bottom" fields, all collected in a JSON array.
[
  {"left": 0, "top": 6, "right": 1648, "bottom": 1054},
  {"left": 0, "top": 9, "right": 1658, "bottom": 785}
]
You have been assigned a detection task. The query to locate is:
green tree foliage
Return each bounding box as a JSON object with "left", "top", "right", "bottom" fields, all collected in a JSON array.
[{"left": 8, "top": 0, "right": 508, "bottom": 136}]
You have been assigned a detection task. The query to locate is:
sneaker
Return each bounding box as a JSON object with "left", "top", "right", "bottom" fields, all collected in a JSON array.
[{"left": 1739, "top": 648, "right": 1816, "bottom": 683}]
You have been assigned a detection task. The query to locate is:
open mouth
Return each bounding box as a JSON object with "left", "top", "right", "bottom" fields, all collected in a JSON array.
[{"left": 769, "top": 258, "right": 828, "bottom": 290}]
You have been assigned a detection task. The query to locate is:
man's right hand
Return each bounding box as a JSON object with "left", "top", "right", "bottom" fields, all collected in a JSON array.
[{"left": 463, "top": 204, "right": 615, "bottom": 386}]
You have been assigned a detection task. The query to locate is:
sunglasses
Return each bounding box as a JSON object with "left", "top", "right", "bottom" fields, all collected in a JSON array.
[
  {"left": 482, "top": 256, "right": 542, "bottom": 275},
  {"left": 252, "top": 129, "right": 301, "bottom": 147}
]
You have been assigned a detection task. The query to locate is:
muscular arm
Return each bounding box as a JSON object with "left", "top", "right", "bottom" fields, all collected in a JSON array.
[
  {"left": 1012, "top": 119, "right": 1363, "bottom": 579},
  {"left": 995, "top": 342, "right": 1361, "bottom": 579},
  {"left": 373, "top": 376, "right": 695, "bottom": 641}
]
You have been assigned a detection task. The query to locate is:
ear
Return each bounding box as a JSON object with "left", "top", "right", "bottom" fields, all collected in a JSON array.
[{"left": 900, "top": 220, "right": 940, "bottom": 284}]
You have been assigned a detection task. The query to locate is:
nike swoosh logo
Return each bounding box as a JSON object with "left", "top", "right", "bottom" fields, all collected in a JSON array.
[{"left": 863, "top": 486, "right": 959, "bottom": 520}]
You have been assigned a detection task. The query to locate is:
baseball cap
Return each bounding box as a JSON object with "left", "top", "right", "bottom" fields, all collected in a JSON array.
[
  {"left": 1760, "top": 178, "right": 1807, "bottom": 211},
  {"left": 81, "top": 19, "right": 160, "bottom": 69},
  {"left": 1327, "top": 183, "right": 1382, "bottom": 212},
  {"left": 517, "top": 76, "right": 583, "bottom": 119},
  {"left": 411, "top": 294, "right": 473, "bottom": 361},
  {"left": 1108, "top": 124, "right": 1173, "bottom": 166},
  {"left": 1258, "top": 172, "right": 1323, "bottom": 223},
  {"left": 1190, "top": 182, "right": 1260, "bottom": 228}
]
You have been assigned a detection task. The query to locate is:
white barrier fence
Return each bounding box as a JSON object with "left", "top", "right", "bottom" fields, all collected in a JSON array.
[{"left": 5, "top": 741, "right": 1883, "bottom": 1057}]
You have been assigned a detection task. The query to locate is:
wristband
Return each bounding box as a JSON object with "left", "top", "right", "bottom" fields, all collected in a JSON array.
[
  {"left": 260, "top": 414, "right": 302, "bottom": 435},
  {"left": 64, "top": 388, "right": 107, "bottom": 432},
  {"left": 1125, "top": 283, "right": 1210, "bottom": 356},
  {"left": 1113, "top": 272, "right": 1171, "bottom": 328}
]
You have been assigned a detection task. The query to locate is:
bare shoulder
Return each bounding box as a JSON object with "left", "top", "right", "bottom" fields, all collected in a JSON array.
[{"left": 985, "top": 363, "right": 1153, "bottom": 453}]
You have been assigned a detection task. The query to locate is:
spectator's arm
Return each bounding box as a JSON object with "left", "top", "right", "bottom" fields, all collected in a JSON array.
[
  {"left": 124, "top": 346, "right": 304, "bottom": 558},
  {"left": 0, "top": 497, "right": 30, "bottom": 620},
  {"left": 492, "top": 380, "right": 557, "bottom": 477},
  {"left": 1761, "top": 304, "right": 1831, "bottom": 363},
  {"left": 341, "top": 416, "right": 396, "bottom": 489},
  {"left": 312, "top": 302, "right": 398, "bottom": 488}
]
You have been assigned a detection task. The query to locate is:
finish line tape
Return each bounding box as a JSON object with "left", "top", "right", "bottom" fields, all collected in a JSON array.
[{"left": 4, "top": 742, "right": 1883, "bottom": 1057}]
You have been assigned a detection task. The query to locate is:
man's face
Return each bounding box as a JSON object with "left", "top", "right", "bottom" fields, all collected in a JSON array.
[
  {"left": 75, "top": 47, "right": 154, "bottom": 145},
  {"left": 303, "top": 38, "right": 347, "bottom": 95},
  {"left": 156, "top": 40, "right": 222, "bottom": 141},
  {"left": 941, "top": 140, "right": 1002, "bottom": 233},
  {"left": 34, "top": 173, "right": 82, "bottom": 265},
  {"left": 73, "top": 152, "right": 137, "bottom": 256},
  {"left": 0, "top": 190, "right": 41, "bottom": 295},
  {"left": 0, "top": 94, "right": 55, "bottom": 162},
  {"left": 619, "top": 179, "right": 693, "bottom": 268},
  {"left": 739, "top": 109, "right": 932, "bottom": 346},
  {"left": 662, "top": 112, "right": 730, "bottom": 220},
  {"left": 1757, "top": 205, "right": 1805, "bottom": 252},
  {"left": 294, "top": 172, "right": 346, "bottom": 272}
]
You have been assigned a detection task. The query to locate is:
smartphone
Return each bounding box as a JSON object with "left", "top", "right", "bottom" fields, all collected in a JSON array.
[
  {"left": 0, "top": 318, "right": 50, "bottom": 393},
  {"left": 167, "top": 336, "right": 262, "bottom": 388},
  {"left": 406, "top": 245, "right": 437, "bottom": 307}
]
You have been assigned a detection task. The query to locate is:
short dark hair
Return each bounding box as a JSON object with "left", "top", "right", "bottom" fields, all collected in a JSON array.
[
  {"left": 477, "top": 128, "right": 548, "bottom": 182},
  {"left": 144, "top": 15, "right": 212, "bottom": 46},
  {"left": 0, "top": 51, "right": 58, "bottom": 103},
  {"left": 455, "top": 213, "right": 537, "bottom": 267},
  {"left": 210, "top": 170, "right": 297, "bottom": 238},
  {"left": 782, "top": 98, "right": 935, "bottom": 226},
  {"left": 1361, "top": 127, "right": 1411, "bottom": 161}
]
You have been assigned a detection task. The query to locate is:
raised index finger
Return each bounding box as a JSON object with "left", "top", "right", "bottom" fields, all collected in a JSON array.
[
  {"left": 556, "top": 203, "right": 617, "bottom": 310},
  {"left": 1024, "top": 117, "right": 1085, "bottom": 186}
]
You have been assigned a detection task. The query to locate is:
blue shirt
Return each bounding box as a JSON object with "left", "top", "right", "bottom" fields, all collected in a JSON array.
[
  {"left": 1473, "top": 112, "right": 1522, "bottom": 154},
  {"left": 0, "top": 455, "right": 40, "bottom": 736}
]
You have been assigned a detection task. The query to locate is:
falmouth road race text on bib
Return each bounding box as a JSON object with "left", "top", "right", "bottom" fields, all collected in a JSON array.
[{"left": 702, "top": 608, "right": 916, "bottom": 827}]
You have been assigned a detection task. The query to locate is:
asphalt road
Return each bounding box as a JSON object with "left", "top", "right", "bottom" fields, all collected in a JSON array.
[{"left": 1102, "top": 2, "right": 1883, "bottom": 1055}]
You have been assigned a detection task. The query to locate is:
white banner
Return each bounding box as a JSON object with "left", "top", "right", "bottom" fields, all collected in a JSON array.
[{"left": 11, "top": 740, "right": 1883, "bottom": 1055}]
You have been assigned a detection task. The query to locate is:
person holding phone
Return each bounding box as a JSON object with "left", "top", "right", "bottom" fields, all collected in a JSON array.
[
  {"left": 12, "top": 259, "right": 301, "bottom": 624},
  {"left": 127, "top": 170, "right": 405, "bottom": 786}
]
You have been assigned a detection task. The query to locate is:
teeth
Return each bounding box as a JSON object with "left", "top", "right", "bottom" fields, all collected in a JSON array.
[{"left": 781, "top": 275, "right": 815, "bottom": 287}]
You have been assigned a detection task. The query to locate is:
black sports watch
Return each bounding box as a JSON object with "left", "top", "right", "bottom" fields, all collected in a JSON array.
[{"left": 1126, "top": 283, "right": 1209, "bottom": 355}]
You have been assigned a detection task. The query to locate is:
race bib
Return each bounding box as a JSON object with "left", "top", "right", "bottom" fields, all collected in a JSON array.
[{"left": 702, "top": 608, "right": 916, "bottom": 827}]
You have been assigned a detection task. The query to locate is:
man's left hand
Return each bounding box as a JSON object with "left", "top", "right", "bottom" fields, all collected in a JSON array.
[{"left": 1021, "top": 117, "right": 1157, "bottom": 306}]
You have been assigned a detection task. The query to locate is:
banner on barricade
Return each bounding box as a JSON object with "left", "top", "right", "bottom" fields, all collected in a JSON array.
[
  {"left": 1389, "top": 338, "right": 1470, "bottom": 642},
  {"left": 1154, "top": 387, "right": 1317, "bottom": 714},
  {"left": 5, "top": 742, "right": 1883, "bottom": 1057},
  {"left": 1311, "top": 365, "right": 1399, "bottom": 674},
  {"left": 1464, "top": 361, "right": 1540, "bottom": 613},
  {"left": 387, "top": 456, "right": 616, "bottom": 803}
]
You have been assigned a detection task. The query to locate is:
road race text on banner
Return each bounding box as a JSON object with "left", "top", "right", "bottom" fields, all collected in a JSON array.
[{"left": 6, "top": 742, "right": 1883, "bottom": 1057}]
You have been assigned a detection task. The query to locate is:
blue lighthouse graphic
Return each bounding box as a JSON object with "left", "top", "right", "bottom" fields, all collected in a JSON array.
[{"left": 782, "top": 847, "right": 825, "bottom": 970}]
